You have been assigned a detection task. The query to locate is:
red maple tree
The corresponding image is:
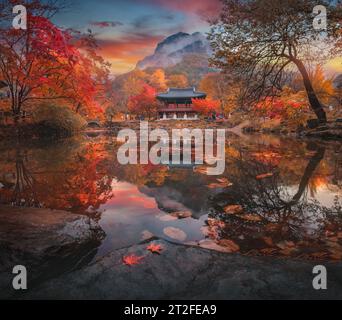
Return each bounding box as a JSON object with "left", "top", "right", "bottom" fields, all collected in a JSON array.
[
  {"left": 192, "top": 98, "right": 220, "bottom": 116},
  {"left": 0, "top": 2, "right": 109, "bottom": 122},
  {"left": 128, "top": 84, "right": 159, "bottom": 119}
]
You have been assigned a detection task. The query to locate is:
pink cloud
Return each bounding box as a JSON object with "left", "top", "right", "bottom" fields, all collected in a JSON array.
[
  {"left": 147, "top": 0, "right": 222, "bottom": 19},
  {"left": 90, "top": 21, "right": 123, "bottom": 28}
]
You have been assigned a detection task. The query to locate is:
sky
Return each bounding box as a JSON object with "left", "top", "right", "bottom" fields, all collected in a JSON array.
[
  {"left": 51, "top": 0, "right": 342, "bottom": 76},
  {"left": 53, "top": 0, "right": 222, "bottom": 74}
]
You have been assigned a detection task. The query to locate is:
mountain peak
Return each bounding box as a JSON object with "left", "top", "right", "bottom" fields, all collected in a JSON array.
[{"left": 137, "top": 32, "right": 211, "bottom": 70}]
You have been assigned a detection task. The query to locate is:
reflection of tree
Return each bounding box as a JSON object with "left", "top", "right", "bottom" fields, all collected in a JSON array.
[
  {"left": 290, "top": 146, "right": 325, "bottom": 205},
  {"left": 210, "top": 143, "right": 342, "bottom": 260},
  {"left": 0, "top": 138, "right": 116, "bottom": 216},
  {"left": 215, "top": 143, "right": 325, "bottom": 215},
  {"left": 8, "top": 150, "right": 40, "bottom": 207}
]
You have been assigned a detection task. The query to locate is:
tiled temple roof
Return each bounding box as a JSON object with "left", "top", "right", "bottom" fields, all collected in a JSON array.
[{"left": 157, "top": 88, "right": 206, "bottom": 101}]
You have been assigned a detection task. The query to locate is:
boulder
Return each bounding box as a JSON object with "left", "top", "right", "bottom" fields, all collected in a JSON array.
[
  {"left": 0, "top": 206, "right": 104, "bottom": 299},
  {"left": 15, "top": 240, "right": 342, "bottom": 300}
]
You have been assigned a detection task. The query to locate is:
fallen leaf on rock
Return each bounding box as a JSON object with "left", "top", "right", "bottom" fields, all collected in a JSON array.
[
  {"left": 279, "top": 247, "right": 297, "bottom": 256},
  {"left": 208, "top": 179, "right": 233, "bottom": 189},
  {"left": 163, "top": 227, "right": 187, "bottom": 241},
  {"left": 223, "top": 205, "right": 243, "bottom": 215},
  {"left": 256, "top": 173, "right": 274, "bottom": 180},
  {"left": 276, "top": 241, "right": 295, "bottom": 250},
  {"left": 123, "top": 255, "right": 144, "bottom": 266},
  {"left": 147, "top": 243, "right": 163, "bottom": 254},
  {"left": 208, "top": 178, "right": 233, "bottom": 189},
  {"left": 217, "top": 178, "right": 230, "bottom": 184},
  {"left": 199, "top": 239, "right": 233, "bottom": 253},
  {"left": 218, "top": 239, "right": 240, "bottom": 252}
]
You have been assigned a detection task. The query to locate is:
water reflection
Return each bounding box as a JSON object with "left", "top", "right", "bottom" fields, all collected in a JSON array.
[
  {"left": 210, "top": 140, "right": 342, "bottom": 260},
  {"left": 0, "top": 134, "right": 341, "bottom": 261}
]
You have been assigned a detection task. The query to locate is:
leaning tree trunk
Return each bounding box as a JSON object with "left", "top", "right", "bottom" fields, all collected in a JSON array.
[
  {"left": 292, "top": 58, "right": 327, "bottom": 123},
  {"left": 291, "top": 145, "right": 325, "bottom": 204}
]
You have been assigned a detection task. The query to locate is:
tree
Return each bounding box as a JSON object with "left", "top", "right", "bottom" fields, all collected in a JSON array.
[
  {"left": 255, "top": 96, "right": 308, "bottom": 124},
  {"left": 149, "top": 69, "right": 167, "bottom": 92},
  {"left": 114, "top": 69, "right": 147, "bottom": 109},
  {"left": 192, "top": 98, "right": 220, "bottom": 116},
  {"left": 166, "top": 53, "right": 213, "bottom": 86},
  {"left": 105, "top": 105, "right": 118, "bottom": 124},
  {"left": 166, "top": 74, "right": 189, "bottom": 88},
  {"left": 291, "top": 64, "right": 335, "bottom": 105},
  {"left": 199, "top": 73, "right": 241, "bottom": 115},
  {"left": 0, "top": 1, "right": 109, "bottom": 123},
  {"left": 333, "top": 74, "right": 342, "bottom": 107},
  {"left": 128, "top": 84, "right": 159, "bottom": 119},
  {"left": 209, "top": 0, "right": 342, "bottom": 123}
]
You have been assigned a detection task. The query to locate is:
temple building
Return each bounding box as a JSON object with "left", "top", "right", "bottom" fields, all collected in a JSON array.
[{"left": 156, "top": 87, "right": 206, "bottom": 120}]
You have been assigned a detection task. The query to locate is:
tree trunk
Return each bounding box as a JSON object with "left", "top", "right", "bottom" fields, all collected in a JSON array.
[
  {"left": 291, "top": 146, "right": 325, "bottom": 204},
  {"left": 12, "top": 100, "right": 21, "bottom": 127},
  {"left": 292, "top": 58, "right": 327, "bottom": 123}
]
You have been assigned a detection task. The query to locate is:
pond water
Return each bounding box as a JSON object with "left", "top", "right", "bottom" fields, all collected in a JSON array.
[{"left": 0, "top": 132, "right": 341, "bottom": 262}]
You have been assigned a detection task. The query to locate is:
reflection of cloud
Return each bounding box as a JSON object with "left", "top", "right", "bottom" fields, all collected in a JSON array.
[
  {"left": 106, "top": 182, "right": 158, "bottom": 210},
  {"left": 90, "top": 21, "right": 123, "bottom": 28}
]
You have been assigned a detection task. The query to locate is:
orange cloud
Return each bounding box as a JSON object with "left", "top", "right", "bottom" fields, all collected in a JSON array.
[
  {"left": 325, "top": 57, "right": 342, "bottom": 75},
  {"left": 96, "top": 35, "right": 164, "bottom": 73}
]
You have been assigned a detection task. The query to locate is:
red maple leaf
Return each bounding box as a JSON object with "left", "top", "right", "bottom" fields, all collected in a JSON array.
[
  {"left": 147, "top": 243, "right": 163, "bottom": 255},
  {"left": 122, "top": 255, "right": 144, "bottom": 266}
]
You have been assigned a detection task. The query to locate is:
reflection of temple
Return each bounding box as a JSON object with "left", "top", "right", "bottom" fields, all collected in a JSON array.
[{"left": 156, "top": 88, "right": 206, "bottom": 120}]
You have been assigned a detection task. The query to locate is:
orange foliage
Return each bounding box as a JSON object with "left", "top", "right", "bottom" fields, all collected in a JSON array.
[
  {"left": 191, "top": 98, "right": 220, "bottom": 116},
  {"left": 122, "top": 255, "right": 144, "bottom": 266},
  {"left": 147, "top": 243, "right": 163, "bottom": 254},
  {"left": 128, "top": 84, "right": 159, "bottom": 119},
  {"left": 0, "top": 8, "right": 110, "bottom": 119},
  {"left": 255, "top": 97, "right": 307, "bottom": 121}
]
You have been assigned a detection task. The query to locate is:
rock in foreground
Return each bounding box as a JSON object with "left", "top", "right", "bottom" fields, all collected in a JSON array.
[
  {"left": 0, "top": 206, "right": 104, "bottom": 299},
  {"left": 21, "top": 240, "right": 342, "bottom": 300}
]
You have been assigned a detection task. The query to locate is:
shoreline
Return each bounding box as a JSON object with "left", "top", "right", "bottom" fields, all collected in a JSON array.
[
  {"left": 1, "top": 119, "right": 342, "bottom": 141},
  {"left": 1, "top": 205, "right": 342, "bottom": 300}
]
